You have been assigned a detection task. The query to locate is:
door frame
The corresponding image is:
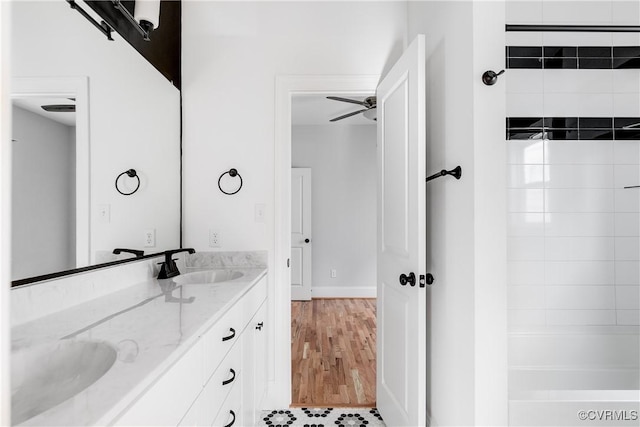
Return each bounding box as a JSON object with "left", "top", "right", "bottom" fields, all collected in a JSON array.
[{"left": 273, "top": 75, "right": 379, "bottom": 405}]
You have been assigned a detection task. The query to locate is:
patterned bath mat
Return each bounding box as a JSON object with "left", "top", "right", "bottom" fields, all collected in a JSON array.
[{"left": 258, "top": 408, "right": 386, "bottom": 427}]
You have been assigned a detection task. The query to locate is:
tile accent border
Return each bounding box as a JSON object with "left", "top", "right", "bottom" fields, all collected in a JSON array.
[
  {"left": 506, "top": 46, "right": 640, "bottom": 69},
  {"left": 507, "top": 117, "right": 640, "bottom": 140}
]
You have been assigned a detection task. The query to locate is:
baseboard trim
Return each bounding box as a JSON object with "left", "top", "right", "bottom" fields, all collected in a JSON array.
[
  {"left": 289, "top": 403, "right": 377, "bottom": 408},
  {"left": 311, "top": 286, "right": 377, "bottom": 298}
]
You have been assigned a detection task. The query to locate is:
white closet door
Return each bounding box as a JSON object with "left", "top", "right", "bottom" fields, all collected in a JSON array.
[{"left": 291, "top": 168, "right": 312, "bottom": 301}]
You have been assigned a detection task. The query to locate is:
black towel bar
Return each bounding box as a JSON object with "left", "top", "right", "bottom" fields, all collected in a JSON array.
[{"left": 426, "top": 166, "right": 462, "bottom": 183}]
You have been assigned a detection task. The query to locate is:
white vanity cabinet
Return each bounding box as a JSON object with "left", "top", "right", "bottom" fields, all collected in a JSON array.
[
  {"left": 114, "top": 275, "right": 268, "bottom": 427},
  {"left": 242, "top": 301, "right": 268, "bottom": 426}
]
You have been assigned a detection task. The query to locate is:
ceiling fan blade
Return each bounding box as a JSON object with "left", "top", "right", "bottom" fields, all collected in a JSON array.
[
  {"left": 326, "top": 96, "right": 368, "bottom": 107},
  {"left": 41, "top": 105, "right": 76, "bottom": 112},
  {"left": 329, "top": 109, "right": 368, "bottom": 122}
]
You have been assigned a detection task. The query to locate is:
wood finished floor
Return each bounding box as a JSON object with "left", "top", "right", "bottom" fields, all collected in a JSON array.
[{"left": 291, "top": 298, "right": 377, "bottom": 407}]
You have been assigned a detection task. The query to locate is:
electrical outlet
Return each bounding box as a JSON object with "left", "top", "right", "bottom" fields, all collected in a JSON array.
[
  {"left": 144, "top": 229, "right": 155, "bottom": 247},
  {"left": 331, "top": 269, "right": 337, "bottom": 278},
  {"left": 97, "top": 204, "right": 110, "bottom": 223},
  {"left": 209, "top": 229, "right": 221, "bottom": 248}
]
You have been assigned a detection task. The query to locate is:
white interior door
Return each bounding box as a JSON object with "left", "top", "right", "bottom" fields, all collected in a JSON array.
[
  {"left": 376, "top": 34, "right": 427, "bottom": 426},
  {"left": 291, "top": 168, "right": 312, "bottom": 300}
]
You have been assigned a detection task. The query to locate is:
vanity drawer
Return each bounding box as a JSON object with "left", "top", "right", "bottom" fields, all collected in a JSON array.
[
  {"left": 212, "top": 380, "right": 242, "bottom": 427},
  {"left": 200, "top": 342, "right": 242, "bottom": 424},
  {"left": 202, "top": 303, "right": 242, "bottom": 380},
  {"left": 177, "top": 342, "right": 241, "bottom": 427},
  {"left": 241, "top": 276, "right": 267, "bottom": 329}
]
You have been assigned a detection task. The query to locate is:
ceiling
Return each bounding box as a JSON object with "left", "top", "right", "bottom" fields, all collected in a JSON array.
[
  {"left": 292, "top": 94, "right": 376, "bottom": 126},
  {"left": 12, "top": 97, "right": 76, "bottom": 127}
]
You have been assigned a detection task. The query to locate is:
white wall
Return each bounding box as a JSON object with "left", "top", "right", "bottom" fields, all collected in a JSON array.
[
  {"left": 0, "top": 1, "right": 11, "bottom": 423},
  {"left": 408, "top": 1, "right": 508, "bottom": 426},
  {"left": 292, "top": 124, "right": 377, "bottom": 297},
  {"left": 11, "top": 1, "right": 180, "bottom": 265},
  {"left": 182, "top": 0, "right": 407, "bottom": 402},
  {"left": 11, "top": 106, "right": 75, "bottom": 279},
  {"left": 182, "top": 0, "right": 405, "bottom": 252}
]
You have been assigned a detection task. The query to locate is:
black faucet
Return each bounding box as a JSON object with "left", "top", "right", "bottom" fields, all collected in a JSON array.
[
  {"left": 157, "top": 248, "right": 196, "bottom": 279},
  {"left": 113, "top": 248, "right": 145, "bottom": 258}
]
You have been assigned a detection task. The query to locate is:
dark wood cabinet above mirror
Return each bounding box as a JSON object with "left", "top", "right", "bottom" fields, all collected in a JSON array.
[{"left": 84, "top": 0, "right": 181, "bottom": 89}]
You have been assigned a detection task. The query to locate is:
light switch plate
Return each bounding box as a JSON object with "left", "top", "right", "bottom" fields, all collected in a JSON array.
[
  {"left": 255, "top": 203, "right": 266, "bottom": 223},
  {"left": 97, "top": 204, "right": 110, "bottom": 223}
]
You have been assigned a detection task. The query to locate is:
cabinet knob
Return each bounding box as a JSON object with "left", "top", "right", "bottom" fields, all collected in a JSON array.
[{"left": 256, "top": 321, "right": 264, "bottom": 331}]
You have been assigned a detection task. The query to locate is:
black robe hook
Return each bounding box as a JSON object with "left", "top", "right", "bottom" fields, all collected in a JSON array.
[{"left": 482, "top": 69, "right": 505, "bottom": 86}]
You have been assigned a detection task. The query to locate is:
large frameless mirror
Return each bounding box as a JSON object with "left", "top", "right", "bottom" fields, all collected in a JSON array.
[{"left": 10, "top": 1, "right": 181, "bottom": 285}]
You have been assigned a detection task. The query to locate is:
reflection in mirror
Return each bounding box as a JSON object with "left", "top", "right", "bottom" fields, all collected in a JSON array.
[
  {"left": 12, "top": 93, "right": 80, "bottom": 279},
  {"left": 11, "top": 1, "right": 180, "bottom": 285},
  {"left": 11, "top": 76, "right": 90, "bottom": 283}
]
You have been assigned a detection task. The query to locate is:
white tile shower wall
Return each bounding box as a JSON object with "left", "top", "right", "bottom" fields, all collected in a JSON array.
[
  {"left": 506, "top": 1, "right": 640, "bottom": 328},
  {"left": 507, "top": 139, "right": 640, "bottom": 326},
  {"left": 509, "top": 330, "right": 640, "bottom": 367}
]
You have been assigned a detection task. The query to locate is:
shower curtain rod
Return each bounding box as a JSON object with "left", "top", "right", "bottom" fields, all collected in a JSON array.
[{"left": 506, "top": 24, "right": 640, "bottom": 33}]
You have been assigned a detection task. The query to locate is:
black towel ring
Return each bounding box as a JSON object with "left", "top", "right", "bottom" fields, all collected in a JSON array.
[
  {"left": 218, "top": 168, "right": 243, "bottom": 195},
  {"left": 115, "top": 169, "right": 140, "bottom": 196}
]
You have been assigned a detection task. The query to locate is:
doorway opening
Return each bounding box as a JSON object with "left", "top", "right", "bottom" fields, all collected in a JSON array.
[
  {"left": 290, "top": 92, "right": 377, "bottom": 406},
  {"left": 10, "top": 77, "right": 90, "bottom": 280},
  {"left": 11, "top": 95, "right": 77, "bottom": 279},
  {"left": 275, "top": 37, "right": 427, "bottom": 425},
  {"left": 273, "top": 75, "right": 380, "bottom": 409}
]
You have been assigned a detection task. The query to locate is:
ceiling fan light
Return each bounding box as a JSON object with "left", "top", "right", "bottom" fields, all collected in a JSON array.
[{"left": 363, "top": 108, "right": 377, "bottom": 121}]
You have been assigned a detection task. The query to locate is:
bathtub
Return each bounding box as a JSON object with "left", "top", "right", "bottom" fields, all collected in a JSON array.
[{"left": 508, "top": 326, "right": 640, "bottom": 426}]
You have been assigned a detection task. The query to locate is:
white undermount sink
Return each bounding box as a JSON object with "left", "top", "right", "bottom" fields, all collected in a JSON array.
[
  {"left": 11, "top": 340, "right": 117, "bottom": 425},
  {"left": 173, "top": 270, "right": 244, "bottom": 285}
]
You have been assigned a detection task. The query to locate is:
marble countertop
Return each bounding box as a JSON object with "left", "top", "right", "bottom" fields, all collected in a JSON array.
[{"left": 11, "top": 267, "right": 267, "bottom": 426}]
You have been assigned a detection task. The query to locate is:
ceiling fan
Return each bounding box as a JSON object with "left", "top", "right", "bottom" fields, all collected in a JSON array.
[
  {"left": 327, "top": 96, "right": 377, "bottom": 122},
  {"left": 41, "top": 98, "right": 76, "bottom": 113}
]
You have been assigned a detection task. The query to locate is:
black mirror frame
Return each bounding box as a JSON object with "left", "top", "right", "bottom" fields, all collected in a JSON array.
[{"left": 10, "top": 252, "right": 167, "bottom": 288}]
